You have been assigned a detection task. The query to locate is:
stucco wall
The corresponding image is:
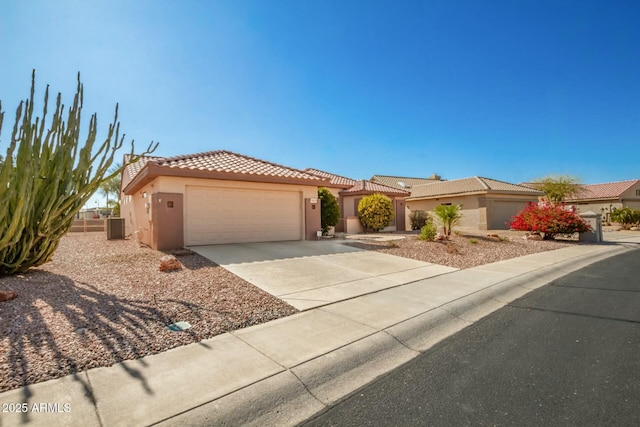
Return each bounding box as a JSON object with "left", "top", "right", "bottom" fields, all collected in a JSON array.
[
  {"left": 406, "top": 194, "right": 538, "bottom": 231},
  {"left": 127, "top": 176, "right": 318, "bottom": 246}
]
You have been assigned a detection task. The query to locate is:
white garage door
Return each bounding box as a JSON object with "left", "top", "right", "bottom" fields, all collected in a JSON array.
[{"left": 185, "top": 186, "right": 302, "bottom": 245}]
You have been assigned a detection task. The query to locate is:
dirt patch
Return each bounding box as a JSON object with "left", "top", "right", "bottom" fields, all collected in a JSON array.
[{"left": 0, "top": 233, "right": 298, "bottom": 393}]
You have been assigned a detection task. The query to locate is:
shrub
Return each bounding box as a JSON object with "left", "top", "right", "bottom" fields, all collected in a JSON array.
[
  {"left": 509, "top": 199, "right": 591, "bottom": 240},
  {"left": 318, "top": 187, "right": 340, "bottom": 235},
  {"left": 358, "top": 193, "right": 394, "bottom": 232},
  {"left": 434, "top": 204, "right": 462, "bottom": 236},
  {"left": 469, "top": 238, "right": 478, "bottom": 244},
  {"left": 419, "top": 221, "right": 438, "bottom": 241},
  {"left": 610, "top": 207, "right": 640, "bottom": 229},
  {"left": 409, "top": 210, "right": 429, "bottom": 230}
]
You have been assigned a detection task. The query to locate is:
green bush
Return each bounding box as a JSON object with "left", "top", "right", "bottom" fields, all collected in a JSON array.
[
  {"left": 409, "top": 210, "right": 429, "bottom": 230},
  {"left": 434, "top": 204, "right": 462, "bottom": 236},
  {"left": 318, "top": 187, "right": 340, "bottom": 235},
  {"left": 610, "top": 207, "right": 640, "bottom": 229},
  {"left": 419, "top": 221, "right": 438, "bottom": 241},
  {"left": 358, "top": 193, "right": 394, "bottom": 232}
]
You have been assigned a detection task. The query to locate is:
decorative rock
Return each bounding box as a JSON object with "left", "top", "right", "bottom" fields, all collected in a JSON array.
[
  {"left": 526, "top": 234, "right": 543, "bottom": 241},
  {"left": 0, "top": 290, "right": 17, "bottom": 302},
  {"left": 630, "top": 227, "right": 639, "bottom": 231},
  {"left": 159, "top": 255, "right": 182, "bottom": 272},
  {"left": 487, "top": 233, "right": 499, "bottom": 238}
]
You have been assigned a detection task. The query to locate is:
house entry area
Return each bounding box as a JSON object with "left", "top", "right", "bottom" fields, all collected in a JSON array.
[{"left": 185, "top": 186, "right": 303, "bottom": 245}]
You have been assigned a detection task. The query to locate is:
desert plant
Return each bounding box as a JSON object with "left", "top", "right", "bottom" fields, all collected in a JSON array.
[
  {"left": 434, "top": 204, "right": 462, "bottom": 237},
  {"left": 610, "top": 207, "right": 640, "bottom": 229},
  {"left": 318, "top": 187, "right": 340, "bottom": 235},
  {"left": 509, "top": 199, "right": 590, "bottom": 240},
  {"left": 419, "top": 220, "right": 438, "bottom": 241},
  {"left": 469, "top": 238, "right": 478, "bottom": 244},
  {"left": 358, "top": 193, "right": 394, "bottom": 232},
  {"left": 529, "top": 175, "right": 584, "bottom": 204},
  {"left": 409, "top": 210, "right": 429, "bottom": 230},
  {"left": 0, "top": 71, "right": 157, "bottom": 276}
]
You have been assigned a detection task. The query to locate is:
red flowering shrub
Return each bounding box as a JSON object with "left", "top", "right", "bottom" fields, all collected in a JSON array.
[{"left": 509, "top": 199, "right": 591, "bottom": 240}]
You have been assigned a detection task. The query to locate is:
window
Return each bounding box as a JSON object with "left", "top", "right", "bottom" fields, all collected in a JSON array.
[{"left": 636, "top": 189, "right": 640, "bottom": 196}]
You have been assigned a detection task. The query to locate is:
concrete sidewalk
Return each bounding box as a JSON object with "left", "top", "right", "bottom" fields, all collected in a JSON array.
[{"left": 2, "top": 236, "right": 639, "bottom": 427}]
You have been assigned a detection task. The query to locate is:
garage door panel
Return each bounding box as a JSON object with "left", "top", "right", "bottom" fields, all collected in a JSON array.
[{"left": 186, "top": 186, "right": 302, "bottom": 245}]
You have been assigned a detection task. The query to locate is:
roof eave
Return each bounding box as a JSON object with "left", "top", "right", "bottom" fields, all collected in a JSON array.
[{"left": 124, "top": 164, "right": 328, "bottom": 194}]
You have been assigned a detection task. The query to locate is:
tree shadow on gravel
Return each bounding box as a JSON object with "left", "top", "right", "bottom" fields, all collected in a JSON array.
[{"left": 0, "top": 269, "right": 209, "bottom": 423}]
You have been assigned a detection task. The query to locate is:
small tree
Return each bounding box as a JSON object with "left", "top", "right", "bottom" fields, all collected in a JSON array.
[
  {"left": 358, "top": 193, "right": 394, "bottom": 232},
  {"left": 610, "top": 207, "right": 640, "bottom": 229},
  {"left": 0, "top": 71, "right": 157, "bottom": 276},
  {"left": 509, "top": 199, "right": 590, "bottom": 239},
  {"left": 530, "top": 175, "right": 584, "bottom": 204},
  {"left": 434, "top": 204, "right": 462, "bottom": 237},
  {"left": 318, "top": 187, "right": 339, "bottom": 235}
]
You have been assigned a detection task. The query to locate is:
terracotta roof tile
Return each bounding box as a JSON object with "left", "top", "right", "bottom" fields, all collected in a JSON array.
[
  {"left": 567, "top": 179, "right": 640, "bottom": 201},
  {"left": 121, "top": 154, "right": 162, "bottom": 191},
  {"left": 155, "top": 150, "right": 324, "bottom": 181},
  {"left": 407, "top": 176, "right": 542, "bottom": 199},
  {"left": 304, "top": 168, "right": 357, "bottom": 188},
  {"left": 370, "top": 175, "right": 442, "bottom": 189},
  {"left": 340, "top": 180, "right": 410, "bottom": 196}
]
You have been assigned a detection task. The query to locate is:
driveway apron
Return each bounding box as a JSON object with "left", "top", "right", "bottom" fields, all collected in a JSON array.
[{"left": 190, "top": 240, "right": 457, "bottom": 310}]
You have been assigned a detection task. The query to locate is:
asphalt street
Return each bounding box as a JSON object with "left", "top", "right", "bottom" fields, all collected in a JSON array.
[{"left": 301, "top": 248, "right": 640, "bottom": 426}]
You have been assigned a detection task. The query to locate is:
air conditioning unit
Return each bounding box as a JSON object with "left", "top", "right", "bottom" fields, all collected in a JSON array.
[{"left": 107, "top": 218, "right": 125, "bottom": 240}]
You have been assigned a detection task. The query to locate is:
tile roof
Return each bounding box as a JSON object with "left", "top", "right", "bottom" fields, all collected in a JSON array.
[
  {"left": 567, "top": 179, "right": 639, "bottom": 201},
  {"left": 122, "top": 150, "right": 327, "bottom": 194},
  {"left": 339, "top": 180, "right": 410, "bottom": 196},
  {"left": 370, "top": 175, "right": 442, "bottom": 189},
  {"left": 304, "top": 168, "right": 357, "bottom": 188},
  {"left": 121, "top": 154, "right": 162, "bottom": 192},
  {"left": 407, "top": 176, "right": 543, "bottom": 199}
]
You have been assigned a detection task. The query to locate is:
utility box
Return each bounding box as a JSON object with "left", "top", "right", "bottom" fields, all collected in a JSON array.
[
  {"left": 579, "top": 211, "right": 603, "bottom": 243},
  {"left": 106, "top": 218, "right": 125, "bottom": 240}
]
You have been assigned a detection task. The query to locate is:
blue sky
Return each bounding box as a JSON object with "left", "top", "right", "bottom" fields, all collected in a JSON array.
[{"left": 1, "top": 0, "right": 639, "bottom": 208}]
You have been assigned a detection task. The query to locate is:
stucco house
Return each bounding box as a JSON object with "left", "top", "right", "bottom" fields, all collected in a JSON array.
[
  {"left": 565, "top": 179, "right": 640, "bottom": 223},
  {"left": 120, "top": 150, "right": 328, "bottom": 250},
  {"left": 404, "top": 176, "right": 543, "bottom": 230},
  {"left": 304, "top": 169, "right": 410, "bottom": 233}
]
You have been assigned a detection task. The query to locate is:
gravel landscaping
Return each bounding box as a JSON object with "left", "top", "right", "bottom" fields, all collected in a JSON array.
[
  {"left": 346, "top": 230, "right": 574, "bottom": 269},
  {"left": 0, "top": 233, "right": 298, "bottom": 393},
  {"left": 1, "top": 229, "right": 576, "bottom": 393}
]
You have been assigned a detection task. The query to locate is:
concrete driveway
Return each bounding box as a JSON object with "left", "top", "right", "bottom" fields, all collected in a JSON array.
[{"left": 191, "top": 240, "right": 457, "bottom": 310}]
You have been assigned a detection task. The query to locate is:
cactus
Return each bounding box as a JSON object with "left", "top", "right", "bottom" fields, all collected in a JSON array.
[{"left": 0, "top": 71, "right": 157, "bottom": 275}]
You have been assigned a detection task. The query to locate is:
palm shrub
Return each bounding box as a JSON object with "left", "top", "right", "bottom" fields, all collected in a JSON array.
[
  {"left": 610, "top": 207, "right": 640, "bottom": 229},
  {"left": 433, "top": 204, "right": 462, "bottom": 237},
  {"left": 0, "top": 71, "right": 157, "bottom": 276},
  {"left": 358, "top": 193, "right": 394, "bottom": 232},
  {"left": 509, "top": 199, "right": 590, "bottom": 240},
  {"left": 409, "top": 210, "right": 429, "bottom": 230},
  {"left": 318, "top": 187, "right": 340, "bottom": 235}
]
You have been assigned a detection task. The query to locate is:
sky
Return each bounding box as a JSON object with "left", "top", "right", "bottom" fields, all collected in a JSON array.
[{"left": 1, "top": 0, "right": 639, "bottom": 209}]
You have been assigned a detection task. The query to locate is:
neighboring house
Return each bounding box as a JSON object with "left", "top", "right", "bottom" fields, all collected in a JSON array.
[
  {"left": 565, "top": 179, "right": 640, "bottom": 223},
  {"left": 405, "top": 177, "right": 543, "bottom": 230},
  {"left": 304, "top": 169, "right": 410, "bottom": 233},
  {"left": 120, "top": 151, "right": 328, "bottom": 250},
  {"left": 370, "top": 174, "right": 443, "bottom": 190}
]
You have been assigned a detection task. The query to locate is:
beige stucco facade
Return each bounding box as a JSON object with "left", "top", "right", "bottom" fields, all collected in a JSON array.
[
  {"left": 121, "top": 175, "right": 319, "bottom": 248},
  {"left": 569, "top": 182, "right": 640, "bottom": 222},
  {"left": 405, "top": 193, "right": 539, "bottom": 231}
]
